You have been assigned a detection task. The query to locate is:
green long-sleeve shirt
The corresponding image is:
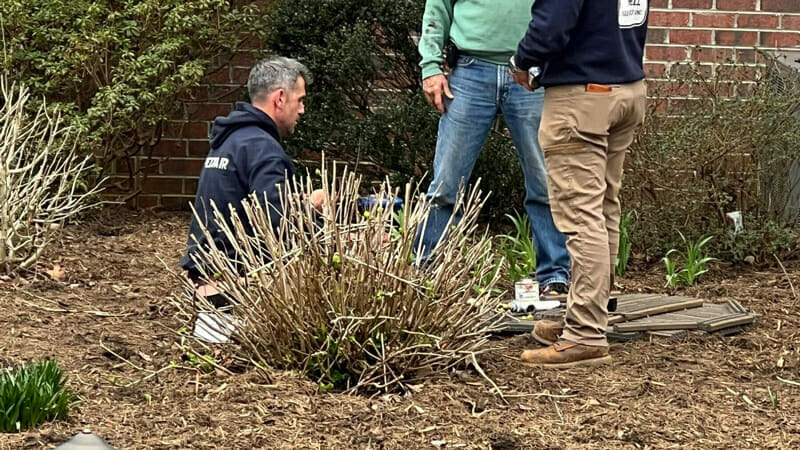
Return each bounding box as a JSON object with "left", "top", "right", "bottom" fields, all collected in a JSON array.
[{"left": 418, "top": 0, "right": 534, "bottom": 79}]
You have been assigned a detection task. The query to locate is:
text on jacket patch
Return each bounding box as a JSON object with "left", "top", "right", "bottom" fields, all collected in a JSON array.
[
  {"left": 204, "top": 156, "right": 229, "bottom": 170},
  {"left": 618, "top": 0, "right": 648, "bottom": 28}
]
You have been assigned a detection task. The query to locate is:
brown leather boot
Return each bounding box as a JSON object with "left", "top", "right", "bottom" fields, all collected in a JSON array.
[
  {"left": 531, "top": 320, "right": 563, "bottom": 346},
  {"left": 520, "top": 340, "right": 611, "bottom": 368}
]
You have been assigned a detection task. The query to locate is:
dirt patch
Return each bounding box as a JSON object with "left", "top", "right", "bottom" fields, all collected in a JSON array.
[{"left": 1, "top": 209, "right": 799, "bottom": 449}]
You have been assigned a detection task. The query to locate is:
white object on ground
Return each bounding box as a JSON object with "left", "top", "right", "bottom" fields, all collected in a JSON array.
[
  {"left": 510, "top": 299, "right": 561, "bottom": 313},
  {"left": 193, "top": 311, "right": 238, "bottom": 344},
  {"left": 533, "top": 300, "right": 560, "bottom": 311}
]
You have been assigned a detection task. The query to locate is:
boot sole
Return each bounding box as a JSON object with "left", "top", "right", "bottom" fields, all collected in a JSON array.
[{"left": 522, "top": 355, "right": 612, "bottom": 369}]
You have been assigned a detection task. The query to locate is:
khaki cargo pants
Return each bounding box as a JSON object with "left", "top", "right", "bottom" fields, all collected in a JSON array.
[{"left": 539, "top": 81, "right": 647, "bottom": 347}]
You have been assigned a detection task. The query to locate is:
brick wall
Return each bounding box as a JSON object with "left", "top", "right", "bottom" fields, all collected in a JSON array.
[
  {"left": 131, "top": 2, "right": 800, "bottom": 208},
  {"left": 647, "top": 1, "right": 800, "bottom": 88}
]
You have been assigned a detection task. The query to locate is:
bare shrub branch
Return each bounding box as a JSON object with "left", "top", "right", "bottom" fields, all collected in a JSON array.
[
  {"left": 0, "top": 75, "right": 104, "bottom": 273},
  {"left": 172, "top": 161, "right": 504, "bottom": 393}
]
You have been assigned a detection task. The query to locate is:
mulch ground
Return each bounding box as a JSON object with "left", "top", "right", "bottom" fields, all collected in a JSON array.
[{"left": 1, "top": 209, "right": 799, "bottom": 449}]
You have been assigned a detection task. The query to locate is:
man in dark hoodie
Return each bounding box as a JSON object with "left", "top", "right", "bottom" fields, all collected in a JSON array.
[
  {"left": 509, "top": 0, "right": 649, "bottom": 368},
  {"left": 180, "top": 56, "right": 322, "bottom": 285}
]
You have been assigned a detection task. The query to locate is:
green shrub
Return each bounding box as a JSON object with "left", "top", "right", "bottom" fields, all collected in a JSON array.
[
  {"left": 497, "top": 211, "right": 536, "bottom": 282},
  {"left": 662, "top": 232, "right": 715, "bottom": 288},
  {"left": 1, "top": 0, "right": 270, "bottom": 184},
  {"left": 0, "top": 360, "right": 77, "bottom": 433},
  {"left": 625, "top": 59, "right": 800, "bottom": 261}
]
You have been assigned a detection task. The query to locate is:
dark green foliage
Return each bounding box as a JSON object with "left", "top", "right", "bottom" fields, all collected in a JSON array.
[
  {"left": 1, "top": 0, "right": 269, "bottom": 182},
  {"left": 0, "top": 360, "right": 76, "bottom": 433},
  {"left": 270, "top": 0, "right": 433, "bottom": 184},
  {"left": 625, "top": 60, "right": 800, "bottom": 262}
]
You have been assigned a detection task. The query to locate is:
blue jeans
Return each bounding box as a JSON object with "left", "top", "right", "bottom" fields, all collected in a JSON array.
[{"left": 416, "top": 56, "right": 570, "bottom": 286}]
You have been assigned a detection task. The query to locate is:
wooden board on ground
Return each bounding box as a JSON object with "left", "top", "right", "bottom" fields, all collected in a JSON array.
[
  {"left": 494, "top": 294, "right": 760, "bottom": 339},
  {"left": 611, "top": 300, "right": 760, "bottom": 333}
]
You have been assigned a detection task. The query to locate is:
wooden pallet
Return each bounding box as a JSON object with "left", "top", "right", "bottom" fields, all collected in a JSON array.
[
  {"left": 611, "top": 300, "right": 760, "bottom": 333},
  {"left": 494, "top": 294, "right": 759, "bottom": 339}
]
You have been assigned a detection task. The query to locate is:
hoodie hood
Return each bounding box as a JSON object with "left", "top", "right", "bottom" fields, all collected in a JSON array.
[{"left": 209, "top": 102, "right": 281, "bottom": 150}]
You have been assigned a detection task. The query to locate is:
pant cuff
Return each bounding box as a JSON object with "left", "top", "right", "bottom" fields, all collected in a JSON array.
[
  {"left": 561, "top": 328, "right": 609, "bottom": 348},
  {"left": 538, "top": 277, "right": 569, "bottom": 286}
]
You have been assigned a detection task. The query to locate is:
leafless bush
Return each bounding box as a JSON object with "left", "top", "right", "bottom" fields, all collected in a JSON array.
[
  {"left": 173, "top": 163, "right": 504, "bottom": 393},
  {"left": 0, "top": 75, "right": 104, "bottom": 273},
  {"left": 625, "top": 60, "right": 800, "bottom": 260}
]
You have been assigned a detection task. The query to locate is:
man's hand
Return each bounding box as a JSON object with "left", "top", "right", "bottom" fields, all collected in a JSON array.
[
  {"left": 309, "top": 189, "right": 326, "bottom": 210},
  {"left": 510, "top": 70, "right": 535, "bottom": 91},
  {"left": 422, "top": 74, "right": 454, "bottom": 113}
]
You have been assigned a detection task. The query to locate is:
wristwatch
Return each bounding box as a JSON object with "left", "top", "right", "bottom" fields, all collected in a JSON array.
[{"left": 508, "top": 56, "right": 542, "bottom": 89}]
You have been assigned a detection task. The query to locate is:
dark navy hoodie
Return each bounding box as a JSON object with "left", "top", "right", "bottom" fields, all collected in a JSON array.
[
  {"left": 180, "top": 102, "right": 295, "bottom": 279},
  {"left": 514, "top": 0, "right": 649, "bottom": 87}
]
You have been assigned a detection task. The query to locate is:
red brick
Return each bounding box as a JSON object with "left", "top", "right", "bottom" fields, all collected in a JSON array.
[
  {"left": 141, "top": 178, "right": 184, "bottom": 195},
  {"left": 737, "top": 14, "right": 780, "bottom": 29},
  {"left": 760, "top": 31, "right": 800, "bottom": 47},
  {"left": 735, "top": 49, "right": 757, "bottom": 63},
  {"left": 648, "top": 80, "right": 690, "bottom": 97},
  {"left": 186, "top": 103, "right": 233, "bottom": 121},
  {"left": 185, "top": 85, "right": 208, "bottom": 101},
  {"left": 716, "top": 0, "right": 757, "bottom": 10},
  {"left": 239, "top": 34, "right": 263, "bottom": 50},
  {"left": 647, "top": 28, "right": 668, "bottom": 44},
  {"left": 151, "top": 140, "right": 187, "bottom": 157},
  {"left": 209, "top": 86, "right": 246, "bottom": 103},
  {"left": 161, "top": 158, "right": 205, "bottom": 176},
  {"left": 188, "top": 140, "right": 211, "bottom": 157},
  {"left": 646, "top": 45, "right": 690, "bottom": 61},
  {"left": 716, "top": 64, "right": 760, "bottom": 81},
  {"left": 670, "top": 29, "right": 713, "bottom": 45},
  {"left": 671, "top": 63, "right": 713, "bottom": 79},
  {"left": 232, "top": 68, "right": 251, "bottom": 84},
  {"left": 651, "top": 0, "right": 668, "bottom": 7},
  {"left": 762, "top": 0, "right": 800, "bottom": 13},
  {"left": 183, "top": 179, "right": 199, "bottom": 195},
  {"left": 645, "top": 63, "right": 667, "bottom": 77},
  {"left": 691, "top": 47, "right": 733, "bottom": 63},
  {"left": 693, "top": 13, "right": 736, "bottom": 28},
  {"left": 691, "top": 82, "right": 733, "bottom": 97},
  {"left": 651, "top": 12, "right": 690, "bottom": 27},
  {"left": 204, "top": 66, "right": 231, "bottom": 84},
  {"left": 673, "top": 0, "right": 712, "bottom": 8},
  {"left": 163, "top": 121, "right": 209, "bottom": 139},
  {"left": 782, "top": 15, "right": 800, "bottom": 30},
  {"left": 136, "top": 196, "right": 161, "bottom": 209},
  {"left": 715, "top": 30, "right": 758, "bottom": 45},
  {"left": 231, "top": 51, "right": 256, "bottom": 67},
  {"left": 160, "top": 196, "right": 195, "bottom": 211},
  {"left": 139, "top": 158, "right": 160, "bottom": 176}
]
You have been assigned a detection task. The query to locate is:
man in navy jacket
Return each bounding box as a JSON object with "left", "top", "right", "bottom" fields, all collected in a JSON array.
[
  {"left": 181, "top": 56, "right": 322, "bottom": 284},
  {"left": 509, "top": 0, "right": 649, "bottom": 368}
]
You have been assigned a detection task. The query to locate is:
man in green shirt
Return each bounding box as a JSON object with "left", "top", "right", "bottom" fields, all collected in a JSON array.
[{"left": 417, "top": 0, "right": 570, "bottom": 296}]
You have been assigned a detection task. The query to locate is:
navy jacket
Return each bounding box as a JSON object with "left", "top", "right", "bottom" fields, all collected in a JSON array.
[
  {"left": 514, "top": 0, "right": 649, "bottom": 87},
  {"left": 180, "top": 102, "right": 295, "bottom": 279}
]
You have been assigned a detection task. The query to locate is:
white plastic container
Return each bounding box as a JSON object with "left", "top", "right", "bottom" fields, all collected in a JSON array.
[{"left": 514, "top": 277, "right": 539, "bottom": 303}]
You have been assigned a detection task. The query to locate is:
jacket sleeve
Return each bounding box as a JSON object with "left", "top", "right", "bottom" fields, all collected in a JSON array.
[
  {"left": 418, "top": 0, "right": 455, "bottom": 80},
  {"left": 248, "top": 154, "right": 294, "bottom": 231},
  {"left": 514, "top": 0, "right": 584, "bottom": 70}
]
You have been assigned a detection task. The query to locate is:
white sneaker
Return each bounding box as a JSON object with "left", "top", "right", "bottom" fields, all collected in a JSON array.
[{"left": 193, "top": 311, "right": 238, "bottom": 344}]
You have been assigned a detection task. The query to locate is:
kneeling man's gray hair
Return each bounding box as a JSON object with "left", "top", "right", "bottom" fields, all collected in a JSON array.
[{"left": 248, "top": 56, "right": 312, "bottom": 101}]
